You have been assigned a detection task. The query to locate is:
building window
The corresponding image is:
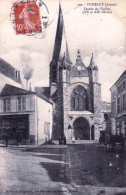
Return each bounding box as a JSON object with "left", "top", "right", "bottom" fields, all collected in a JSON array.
[
  {"left": 22, "top": 97, "right": 26, "bottom": 110},
  {"left": 112, "top": 100, "right": 115, "bottom": 114},
  {"left": 118, "top": 81, "right": 126, "bottom": 94},
  {"left": 71, "top": 85, "right": 89, "bottom": 111},
  {"left": 123, "top": 81, "right": 125, "bottom": 89},
  {"left": 18, "top": 97, "right": 26, "bottom": 111},
  {"left": 117, "top": 97, "right": 120, "bottom": 113},
  {"left": 123, "top": 94, "right": 126, "bottom": 110},
  {"left": 71, "top": 97, "right": 75, "bottom": 110},
  {"left": 18, "top": 97, "right": 21, "bottom": 111},
  {"left": 117, "top": 86, "right": 120, "bottom": 93},
  {"left": 3, "top": 98, "right": 11, "bottom": 112}
]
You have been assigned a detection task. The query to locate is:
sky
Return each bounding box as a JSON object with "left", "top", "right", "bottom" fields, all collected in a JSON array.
[{"left": 0, "top": 0, "right": 126, "bottom": 102}]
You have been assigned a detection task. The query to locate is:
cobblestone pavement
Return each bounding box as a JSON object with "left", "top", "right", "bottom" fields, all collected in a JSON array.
[
  {"left": 68, "top": 144, "right": 126, "bottom": 187},
  {"left": 0, "top": 144, "right": 126, "bottom": 194}
]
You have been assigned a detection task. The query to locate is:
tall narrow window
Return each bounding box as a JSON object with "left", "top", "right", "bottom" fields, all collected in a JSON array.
[
  {"left": 6, "top": 99, "right": 11, "bottom": 111},
  {"left": 3, "top": 98, "right": 11, "bottom": 112},
  {"left": 22, "top": 97, "right": 26, "bottom": 111},
  {"left": 123, "top": 94, "right": 126, "bottom": 110},
  {"left": 18, "top": 97, "right": 26, "bottom": 111},
  {"left": 3, "top": 99, "right": 6, "bottom": 112},
  {"left": 71, "top": 97, "right": 75, "bottom": 110},
  {"left": 70, "top": 85, "right": 89, "bottom": 111},
  {"left": 117, "top": 97, "right": 120, "bottom": 113},
  {"left": 18, "top": 97, "right": 21, "bottom": 111}
]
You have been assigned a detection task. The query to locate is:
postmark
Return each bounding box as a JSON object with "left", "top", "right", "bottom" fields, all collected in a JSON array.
[{"left": 10, "top": 0, "right": 49, "bottom": 36}]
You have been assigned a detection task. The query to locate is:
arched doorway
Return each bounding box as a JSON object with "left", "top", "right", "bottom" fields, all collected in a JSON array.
[{"left": 73, "top": 117, "right": 90, "bottom": 140}]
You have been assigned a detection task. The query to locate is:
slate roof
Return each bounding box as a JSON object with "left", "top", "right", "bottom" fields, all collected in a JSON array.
[
  {"left": 0, "top": 58, "right": 21, "bottom": 83},
  {"left": 0, "top": 84, "right": 53, "bottom": 105},
  {"left": 110, "top": 70, "right": 126, "bottom": 90},
  {"left": 34, "top": 87, "right": 50, "bottom": 98},
  {"left": 0, "top": 84, "right": 34, "bottom": 96}
]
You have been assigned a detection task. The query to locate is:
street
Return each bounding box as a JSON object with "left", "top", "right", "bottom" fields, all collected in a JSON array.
[{"left": 0, "top": 144, "right": 126, "bottom": 195}]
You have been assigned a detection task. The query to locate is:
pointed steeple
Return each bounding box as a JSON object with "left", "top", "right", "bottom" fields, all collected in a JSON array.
[
  {"left": 52, "top": 2, "right": 64, "bottom": 63},
  {"left": 71, "top": 49, "right": 88, "bottom": 77},
  {"left": 88, "top": 53, "right": 98, "bottom": 83},
  {"left": 75, "top": 49, "right": 87, "bottom": 70},
  {"left": 50, "top": 2, "right": 72, "bottom": 83},
  {"left": 89, "top": 53, "right": 98, "bottom": 70},
  {"left": 76, "top": 49, "right": 82, "bottom": 62}
]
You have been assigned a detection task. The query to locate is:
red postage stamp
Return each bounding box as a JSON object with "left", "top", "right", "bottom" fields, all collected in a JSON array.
[{"left": 14, "top": 1, "right": 41, "bottom": 34}]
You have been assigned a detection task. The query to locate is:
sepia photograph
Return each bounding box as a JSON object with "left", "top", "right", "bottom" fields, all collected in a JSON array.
[{"left": 0, "top": 0, "right": 126, "bottom": 194}]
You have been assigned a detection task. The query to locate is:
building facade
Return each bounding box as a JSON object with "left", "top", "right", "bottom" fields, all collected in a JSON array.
[
  {"left": 0, "top": 84, "right": 52, "bottom": 145},
  {"left": 0, "top": 59, "right": 53, "bottom": 145},
  {"left": 48, "top": 4, "right": 110, "bottom": 141},
  {"left": 110, "top": 70, "right": 126, "bottom": 140}
]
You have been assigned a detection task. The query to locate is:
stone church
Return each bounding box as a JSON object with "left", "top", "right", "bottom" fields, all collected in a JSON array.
[
  {"left": 49, "top": 3, "right": 105, "bottom": 141},
  {"left": 36, "top": 3, "right": 111, "bottom": 141}
]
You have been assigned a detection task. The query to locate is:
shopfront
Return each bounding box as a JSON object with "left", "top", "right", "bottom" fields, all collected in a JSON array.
[{"left": 0, "top": 114, "right": 29, "bottom": 142}]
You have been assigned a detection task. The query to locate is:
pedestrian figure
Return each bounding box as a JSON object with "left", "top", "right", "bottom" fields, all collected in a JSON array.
[
  {"left": 63, "top": 135, "right": 66, "bottom": 145},
  {"left": 116, "top": 154, "right": 120, "bottom": 170},
  {"left": 59, "top": 135, "right": 63, "bottom": 145},
  {"left": 72, "top": 137, "right": 75, "bottom": 144},
  {"left": 16, "top": 132, "right": 21, "bottom": 146},
  {"left": 5, "top": 133, "right": 8, "bottom": 147}
]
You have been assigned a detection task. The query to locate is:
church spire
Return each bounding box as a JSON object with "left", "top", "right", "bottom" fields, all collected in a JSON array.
[
  {"left": 89, "top": 53, "right": 98, "bottom": 70},
  {"left": 50, "top": 1, "right": 72, "bottom": 84},
  {"left": 51, "top": 2, "right": 63, "bottom": 63},
  {"left": 88, "top": 53, "right": 98, "bottom": 83}
]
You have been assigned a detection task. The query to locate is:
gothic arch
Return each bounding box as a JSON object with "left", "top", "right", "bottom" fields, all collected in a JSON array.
[
  {"left": 70, "top": 85, "right": 89, "bottom": 111},
  {"left": 73, "top": 117, "right": 90, "bottom": 140}
]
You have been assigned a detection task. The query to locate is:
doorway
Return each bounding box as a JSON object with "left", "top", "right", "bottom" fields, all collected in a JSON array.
[{"left": 73, "top": 117, "right": 90, "bottom": 140}]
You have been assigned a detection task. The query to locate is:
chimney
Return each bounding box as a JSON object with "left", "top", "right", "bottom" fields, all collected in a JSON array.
[{"left": 29, "top": 82, "right": 32, "bottom": 91}]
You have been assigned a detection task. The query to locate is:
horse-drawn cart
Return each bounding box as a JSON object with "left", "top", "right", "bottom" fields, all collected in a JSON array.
[{"left": 99, "top": 131, "right": 125, "bottom": 151}]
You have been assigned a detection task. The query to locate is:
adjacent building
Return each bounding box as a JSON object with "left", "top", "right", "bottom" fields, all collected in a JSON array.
[
  {"left": 0, "top": 59, "right": 53, "bottom": 145},
  {"left": 0, "top": 58, "right": 22, "bottom": 92},
  {"left": 110, "top": 70, "right": 126, "bottom": 140}
]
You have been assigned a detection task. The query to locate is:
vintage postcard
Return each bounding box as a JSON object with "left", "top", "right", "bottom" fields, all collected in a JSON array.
[{"left": 0, "top": 0, "right": 126, "bottom": 194}]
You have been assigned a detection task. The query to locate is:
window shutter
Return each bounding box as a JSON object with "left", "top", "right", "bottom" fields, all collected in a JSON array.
[{"left": 26, "top": 97, "right": 31, "bottom": 111}]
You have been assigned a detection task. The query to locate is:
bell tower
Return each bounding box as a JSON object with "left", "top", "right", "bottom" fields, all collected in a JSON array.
[
  {"left": 49, "top": 2, "right": 72, "bottom": 139},
  {"left": 88, "top": 53, "right": 102, "bottom": 139}
]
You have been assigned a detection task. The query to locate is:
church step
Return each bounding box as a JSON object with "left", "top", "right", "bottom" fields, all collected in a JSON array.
[
  {"left": 53, "top": 140, "right": 97, "bottom": 145},
  {"left": 67, "top": 140, "right": 97, "bottom": 144}
]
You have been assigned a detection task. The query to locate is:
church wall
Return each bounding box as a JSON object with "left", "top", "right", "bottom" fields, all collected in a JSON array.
[
  {"left": 70, "top": 77, "right": 89, "bottom": 84},
  {"left": 67, "top": 112, "right": 94, "bottom": 140},
  {"left": 52, "top": 67, "right": 64, "bottom": 139},
  {"left": 93, "top": 83, "right": 103, "bottom": 140}
]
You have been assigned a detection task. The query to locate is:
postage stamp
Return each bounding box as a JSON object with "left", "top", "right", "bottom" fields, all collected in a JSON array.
[{"left": 10, "top": 0, "right": 49, "bottom": 36}]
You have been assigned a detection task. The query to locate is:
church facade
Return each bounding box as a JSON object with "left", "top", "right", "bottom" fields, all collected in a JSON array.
[{"left": 49, "top": 4, "right": 106, "bottom": 141}]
